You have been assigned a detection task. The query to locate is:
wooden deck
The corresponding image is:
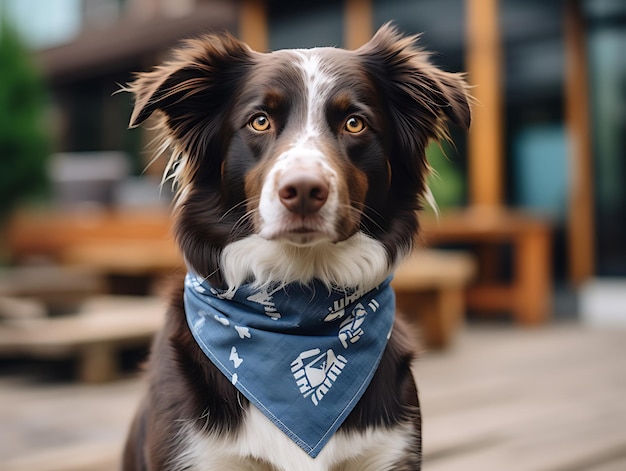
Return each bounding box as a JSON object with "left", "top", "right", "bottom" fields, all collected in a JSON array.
[
  {"left": 1, "top": 323, "right": 625, "bottom": 470},
  {"left": 417, "top": 325, "right": 626, "bottom": 471}
]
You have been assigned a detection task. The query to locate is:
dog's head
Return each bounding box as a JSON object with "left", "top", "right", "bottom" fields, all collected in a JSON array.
[{"left": 128, "top": 24, "right": 470, "bottom": 289}]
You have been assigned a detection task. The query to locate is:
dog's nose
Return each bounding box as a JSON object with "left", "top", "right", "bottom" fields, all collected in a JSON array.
[{"left": 278, "top": 171, "right": 329, "bottom": 215}]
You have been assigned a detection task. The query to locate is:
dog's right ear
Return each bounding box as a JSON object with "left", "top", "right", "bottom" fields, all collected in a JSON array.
[{"left": 127, "top": 33, "right": 253, "bottom": 132}]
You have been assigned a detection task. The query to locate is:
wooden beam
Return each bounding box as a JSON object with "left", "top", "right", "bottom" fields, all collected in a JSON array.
[
  {"left": 239, "top": 0, "right": 268, "bottom": 52},
  {"left": 465, "top": 0, "right": 504, "bottom": 207},
  {"left": 344, "top": 0, "right": 372, "bottom": 50},
  {"left": 565, "top": 0, "right": 595, "bottom": 284}
]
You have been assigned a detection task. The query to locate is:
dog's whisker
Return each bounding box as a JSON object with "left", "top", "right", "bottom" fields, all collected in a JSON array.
[
  {"left": 204, "top": 266, "right": 221, "bottom": 280},
  {"left": 219, "top": 197, "right": 260, "bottom": 223},
  {"left": 334, "top": 201, "right": 387, "bottom": 235},
  {"left": 236, "top": 392, "right": 246, "bottom": 411},
  {"left": 228, "top": 209, "right": 257, "bottom": 240}
]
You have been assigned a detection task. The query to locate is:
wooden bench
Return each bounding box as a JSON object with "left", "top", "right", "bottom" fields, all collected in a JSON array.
[
  {"left": 393, "top": 250, "right": 476, "bottom": 349},
  {"left": 0, "top": 265, "right": 105, "bottom": 316},
  {"left": 0, "top": 296, "right": 165, "bottom": 383},
  {"left": 421, "top": 208, "right": 553, "bottom": 325}
]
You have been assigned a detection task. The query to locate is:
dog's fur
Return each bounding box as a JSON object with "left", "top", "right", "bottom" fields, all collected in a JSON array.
[{"left": 122, "top": 24, "right": 470, "bottom": 471}]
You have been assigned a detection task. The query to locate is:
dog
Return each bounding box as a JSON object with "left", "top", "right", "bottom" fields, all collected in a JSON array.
[{"left": 122, "top": 24, "right": 470, "bottom": 471}]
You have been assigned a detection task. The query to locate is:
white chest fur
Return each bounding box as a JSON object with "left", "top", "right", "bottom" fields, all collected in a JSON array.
[{"left": 174, "top": 405, "right": 414, "bottom": 471}]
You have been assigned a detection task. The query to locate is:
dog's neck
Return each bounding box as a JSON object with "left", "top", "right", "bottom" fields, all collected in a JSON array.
[{"left": 217, "top": 232, "right": 399, "bottom": 293}]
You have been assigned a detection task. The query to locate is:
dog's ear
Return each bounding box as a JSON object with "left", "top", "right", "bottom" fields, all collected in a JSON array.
[
  {"left": 127, "top": 33, "right": 253, "bottom": 132},
  {"left": 358, "top": 23, "right": 471, "bottom": 144}
]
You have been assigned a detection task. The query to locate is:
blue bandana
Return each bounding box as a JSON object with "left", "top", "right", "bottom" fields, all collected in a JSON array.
[{"left": 183, "top": 272, "right": 395, "bottom": 458}]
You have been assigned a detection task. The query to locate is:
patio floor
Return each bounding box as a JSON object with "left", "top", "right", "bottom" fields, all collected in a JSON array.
[{"left": 1, "top": 322, "right": 625, "bottom": 471}]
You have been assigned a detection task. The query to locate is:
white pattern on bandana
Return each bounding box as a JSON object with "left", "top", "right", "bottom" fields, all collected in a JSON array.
[{"left": 184, "top": 273, "right": 395, "bottom": 458}]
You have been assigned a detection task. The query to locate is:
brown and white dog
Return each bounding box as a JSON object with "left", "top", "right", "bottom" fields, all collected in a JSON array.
[{"left": 122, "top": 24, "right": 470, "bottom": 471}]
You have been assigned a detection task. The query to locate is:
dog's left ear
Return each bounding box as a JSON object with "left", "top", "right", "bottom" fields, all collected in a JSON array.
[{"left": 358, "top": 24, "right": 471, "bottom": 143}]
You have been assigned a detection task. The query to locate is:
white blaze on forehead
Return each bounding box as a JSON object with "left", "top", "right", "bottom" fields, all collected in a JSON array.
[{"left": 292, "top": 50, "right": 337, "bottom": 148}]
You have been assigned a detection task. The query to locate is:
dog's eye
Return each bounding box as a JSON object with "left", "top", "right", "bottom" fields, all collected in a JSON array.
[
  {"left": 345, "top": 116, "right": 365, "bottom": 134},
  {"left": 250, "top": 114, "right": 271, "bottom": 132}
]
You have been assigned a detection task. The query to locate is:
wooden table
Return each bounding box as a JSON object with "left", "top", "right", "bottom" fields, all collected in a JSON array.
[
  {"left": 7, "top": 208, "right": 174, "bottom": 263},
  {"left": 421, "top": 208, "right": 553, "bottom": 325},
  {"left": 393, "top": 250, "right": 476, "bottom": 349},
  {"left": 7, "top": 208, "right": 181, "bottom": 294}
]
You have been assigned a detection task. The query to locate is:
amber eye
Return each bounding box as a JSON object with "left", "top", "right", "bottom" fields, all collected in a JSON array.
[
  {"left": 345, "top": 116, "right": 365, "bottom": 134},
  {"left": 250, "top": 114, "right": 270, "bottom": 132}
]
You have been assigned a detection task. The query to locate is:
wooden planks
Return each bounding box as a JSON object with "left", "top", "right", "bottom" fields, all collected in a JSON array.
[
  {"left": 1, "top": 326, "right": 626, "bottom": 470},
  {"left": 417, "top": 326, "right": 626, "bottom": 471}
]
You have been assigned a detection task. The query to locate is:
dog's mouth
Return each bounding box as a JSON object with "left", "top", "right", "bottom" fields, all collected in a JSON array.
[
  {"left": 258, "top": 214, "right": 337, "bottom": 246},
  {"left": 256, "top": 207, "right": 364, "bottom": 247},
  {"left": 269, "top": 228, "right": 333, "bottom": 247}
]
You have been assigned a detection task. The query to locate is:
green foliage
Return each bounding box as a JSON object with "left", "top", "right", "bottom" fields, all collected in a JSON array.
[
  {"left": 0, "top": 20, "right": 50, "bottom": 220},
  {"left": 425, "top": 140, "right": 465, "bottom": 211}
]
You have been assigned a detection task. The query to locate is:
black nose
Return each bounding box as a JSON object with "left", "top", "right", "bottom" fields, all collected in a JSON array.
[{"left": 278, "top": 170, "right": 329, "bottom": 216}]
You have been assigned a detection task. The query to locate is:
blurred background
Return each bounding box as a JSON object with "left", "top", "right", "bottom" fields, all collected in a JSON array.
[{"left": 0, "top": 0, "right": 625, "bottom": 470}]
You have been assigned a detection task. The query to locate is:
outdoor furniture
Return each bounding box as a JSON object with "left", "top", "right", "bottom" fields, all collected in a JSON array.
[
  {"left": 7, "top": 208, "right": 174, "bottom": 264},
  {"left": 0, "top": 265, "right": 105, "bottom": 316},
  {"left": 0, "top": 296, "right": 165, "bottom": 383},
  {"left": 393, "top": 250, "right": 476, "bottom": 349},
  {"left": 7, "top": 209, "right": 481, "bottom": 354},
  {"left": 422, "top": 208, "right": 553, "bottom": 325},
  {"left": 7, "top": 208, "right": 179, "bottom": 295},
  {"left": 62, "top": 239, "right": 182, "bottom": 295}
]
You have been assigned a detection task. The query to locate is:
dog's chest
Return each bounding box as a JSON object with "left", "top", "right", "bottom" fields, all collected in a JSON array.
[{"left": 174, "top": 405, "right": 414, "bottom": 471}]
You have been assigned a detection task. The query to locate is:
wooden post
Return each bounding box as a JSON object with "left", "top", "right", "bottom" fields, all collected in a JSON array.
[
  {"left": 79, "top": 344, "right": 117, "bottom": 383},
  {"left": 465, "top": 0, "right": 504, "bottom": 207},
  {"left": 239, "top": 0, "right": 268, "bottom": 52},
  {"left": 565, "top": 0, "right": 595, "bottom": 284},
  {"left": 514, "top": 227, "right": 552, "bottom": 324},
  {"left": 345, "top": 0, "right": 372, "bottom": 50}
]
